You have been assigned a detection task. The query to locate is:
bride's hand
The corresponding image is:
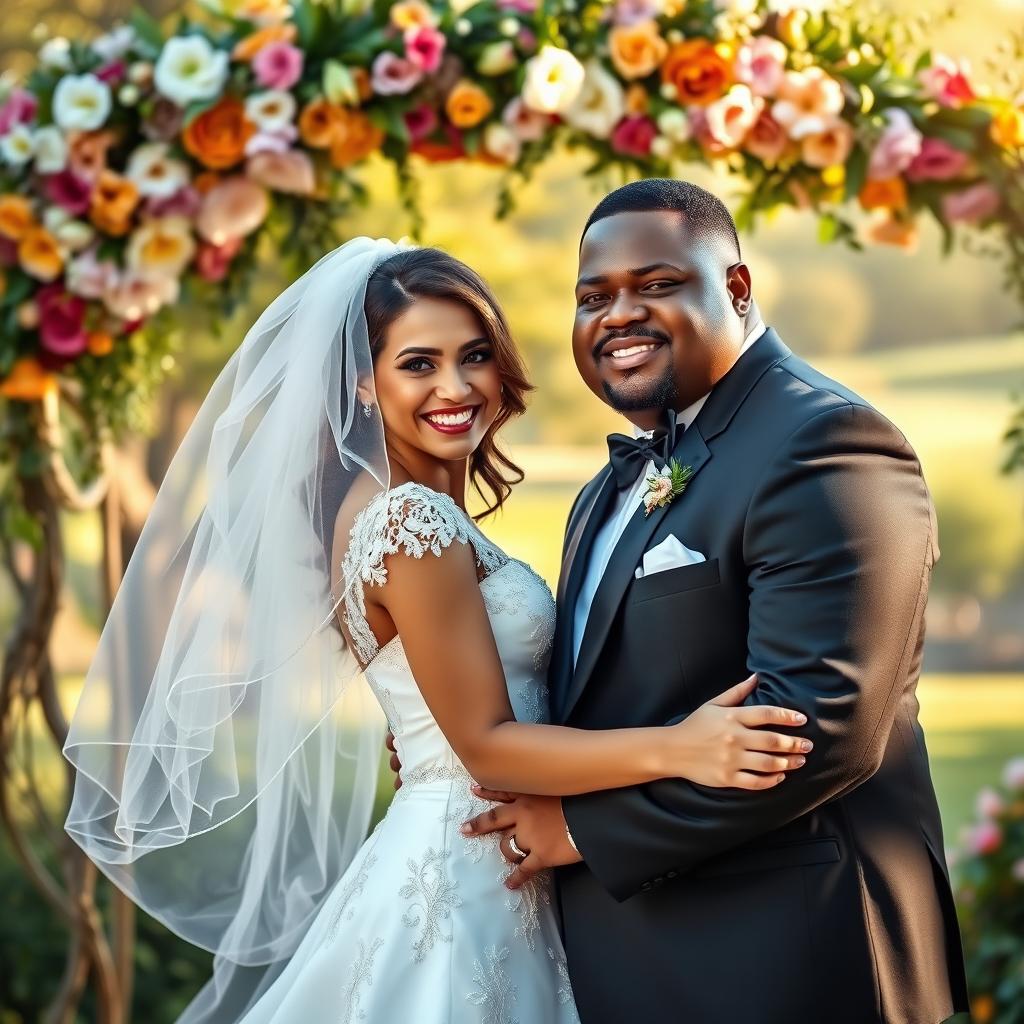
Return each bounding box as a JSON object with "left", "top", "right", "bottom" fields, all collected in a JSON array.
[{"left": 667, "top": 674, "right": 812, "bottom": 790}]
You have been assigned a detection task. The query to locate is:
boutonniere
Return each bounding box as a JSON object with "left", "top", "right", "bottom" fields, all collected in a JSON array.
[{"left": 643, "top": 459, "right": 694, "bottom": 516}]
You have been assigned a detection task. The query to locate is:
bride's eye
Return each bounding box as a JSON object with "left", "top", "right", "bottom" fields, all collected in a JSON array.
[
  {"left": 400, "top": 357, "right": 434, "bottom": 372},
  {"left": 463, "top": 349, "right": 492, "bottom": 364}
]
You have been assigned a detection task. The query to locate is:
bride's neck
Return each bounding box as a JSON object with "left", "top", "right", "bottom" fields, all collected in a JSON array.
[{"left": 387, "top": 444, "right": 470, "bottom": 510}]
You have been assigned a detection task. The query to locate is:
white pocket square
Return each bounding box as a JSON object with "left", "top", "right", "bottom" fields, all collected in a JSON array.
[{"left": 634, "top": 534, "right": 706, "bottom": 579}]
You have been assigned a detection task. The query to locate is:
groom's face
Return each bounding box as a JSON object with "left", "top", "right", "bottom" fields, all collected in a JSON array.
[{"left": 573, "top": 210, "right": 750, "bottom": 427}]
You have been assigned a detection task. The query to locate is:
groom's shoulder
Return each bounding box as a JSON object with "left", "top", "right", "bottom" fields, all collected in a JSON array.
[{"left": 763, "top": 349, "right": 911, "bottom": 450}]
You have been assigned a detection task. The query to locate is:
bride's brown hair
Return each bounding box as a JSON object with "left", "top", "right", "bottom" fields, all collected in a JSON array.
[{"left": 364, "top": 248, "right": 532, "bottom": 519}]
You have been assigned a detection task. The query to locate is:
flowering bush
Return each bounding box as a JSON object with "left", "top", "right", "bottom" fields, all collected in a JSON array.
[
  {"left": 0, "top": 0, "right": 1022, "bottom": 506},
  {"left": 952, "top": 757, "right": 1024, "bottom": 1024}
]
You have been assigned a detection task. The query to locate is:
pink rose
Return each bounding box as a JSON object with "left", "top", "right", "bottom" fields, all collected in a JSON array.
[
  {"left": 502, "top": 97, "right": 549, "bottom": 142},
  {"left": 919, "top": 55, "right": 975, "bottom": 109},
  {"left": 689, "top": 108, "right": 731, "bottom": 159},
  {"left": 611, "top": 115, "right": 657, "bottom": 158},
  {"left": 38, "top": 284, "right": 88, "bottom": 360},
  {"left": 45, "top": 170, "right": 94, "bottom": 216},
  {"left": 497, "top": 0, "right": 537, "bottom": 10},
  {"left": 735, "top": 36, "right": 788, "bottom": 99},
  {"left": 197, "top": 176, "right": 269, "bottom": 244},
  {"left": 245, "top": 125, "right": 299, "bottom": 156},
  {"left": 246, "top": 150, "right": 316, "bottom": 195},
  {"left": 371, "top": 51, "right": 424, "bottom": 96},
  {"left": 906, "top": 137, "right": 970, "bottom": 182},
  {"left": 1004, "top": 758, "right": 1024, "bottom": 791},
  {"left": 96, "top": 60, "right": 127, "bottom": 85},
  {"left": 405, "top": 27, "right": 446, "bottom": 74},
  {"left": 404, "top": 104, "right": 439, "bottom": 142},
  {"left": 942, "top": 182, "right": 1000, "bottom": 224},
  {"left": 145, "top": 186, "right": 203, "bottom": 219},
  {"left": 975, "top": 787, "right": 1004, "bottom": 820},
  {"left": 196, "top": 237, "right": 243, "bottom": 282},
  {"left": 965, "top": 820, "right": 1002, "bottom": 856},
  {"left": 608, "top": 0, "right": 661, "bottom": 25},
  {"left": 66, "top": 249, "right": 119, "bottom": 299},
  {"left": 868, "top": 108, "right": 922, "bottom": 180},
  {"left": 744, "top": 108, "right": 789, "bottom": 166},
  {"left": 705, "top": 85, "right": 764, "bottom": 150},
  {"left": 252, "top": 41, "right": 304, "bottom": 90},
  {"left": 0, "top": 88, "right": 38, "bottom": 135}
]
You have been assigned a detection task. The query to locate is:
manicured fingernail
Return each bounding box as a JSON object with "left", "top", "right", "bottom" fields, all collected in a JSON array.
[
  {"left": 794, "top": 713, "right": 807, "bottom": 724},
  {"left": 460, "top": 823, "right": 472, "bottom": 835},
  {"left": 795, "top": 756, "right": 806, "bottom": 767},
  {"left": 800, "top": 740, "right": 814, "bottom": 752}
]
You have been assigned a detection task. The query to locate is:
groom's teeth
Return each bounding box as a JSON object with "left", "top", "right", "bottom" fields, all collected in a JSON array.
[{"left": 609, "top": 344, "right": 657, "bottom": 359}]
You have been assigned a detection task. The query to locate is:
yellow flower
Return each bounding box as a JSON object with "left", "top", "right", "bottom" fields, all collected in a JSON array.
[
  {"left": 0, "top": 358, "right": 58, "bottom": 401},
  {"left": 609, "top": 21, "right": 669, "bottom": 81},
  {"left": 18, "top": 227, "right": 64, "bottom": 282},
  {"left": 390, "top": 0, "right": 438, "bottom": 31},
  {"left": 126, "top": 217, "right": 197, "bottom": 277},
  {"left": 0, "top": 195, "right": 37, "bottom": 241},
  {"left": 445, "top": 80, "right": 494, "bottom": 129},
  {"left": 990, "top": 105, "right": 1024, "bottom": 149},
  {"left": 858, "top": 177, "right": 907, "bottom": 212}
]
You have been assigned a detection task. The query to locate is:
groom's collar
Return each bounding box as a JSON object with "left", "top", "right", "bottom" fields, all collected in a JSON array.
[{"left": 631, "top": 319, "right": 771, "bottom": 439}]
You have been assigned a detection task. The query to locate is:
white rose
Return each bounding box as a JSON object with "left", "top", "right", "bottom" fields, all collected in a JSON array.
[
  {"left": 650, "top": 135, "right": 674, "bottom": 160},
  {"left": 53, "top": 74, "right": 112, "bottom": 132},
  {"left": 563, "top": 60, "right": 625, "bottom": 140},
  {"left": 522, "top": 46, "right": 585, "bottom": 115},
  {"left": 244, "top": 90, "right": 297, "bottom": 133},
  {"left": 154, "top": 35, "right": 229, "bottom": 106},
  {"left": 0, "top": 125, "right": 35, "bottom": 166},
  {"left": 92, "top": 25, "right": 137, "bottom": 63},
  {"left": 33, "top": 125, "right": 67, "bottom": 173},
  {"left": 39, "top": 37, "right": 73, "bottom": 71},
  {"left": 483, "top": 123, "right": 521, "bottom": 164},
  {"left": 656, "top": 108, "right": 691, "bottom": 143},
  {"left": 127, "top": 142, "right": 190, "bottom": 199}
]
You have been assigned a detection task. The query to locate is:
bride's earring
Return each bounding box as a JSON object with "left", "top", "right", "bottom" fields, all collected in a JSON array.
[{"left": 362, "top": 401, "right": 373, "bottom": 418}]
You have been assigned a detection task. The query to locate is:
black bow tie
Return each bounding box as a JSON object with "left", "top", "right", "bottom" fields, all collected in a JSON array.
[{"left": 606, "top": 413, "right": 680, "bottom": 491}]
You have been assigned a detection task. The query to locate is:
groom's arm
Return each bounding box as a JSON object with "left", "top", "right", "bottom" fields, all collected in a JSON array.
[{"left": 562, "top": 402, "right": 938, "bottom": 902}]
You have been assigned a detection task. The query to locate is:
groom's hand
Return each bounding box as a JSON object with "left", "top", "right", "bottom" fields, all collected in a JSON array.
[{"left": 461, "top": 788, "right": 583, "bottom": 890}]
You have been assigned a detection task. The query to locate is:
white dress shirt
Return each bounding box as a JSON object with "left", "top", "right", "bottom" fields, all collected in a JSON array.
[{"left": 571, "top": 320, "right": 767, "bottom": 666}]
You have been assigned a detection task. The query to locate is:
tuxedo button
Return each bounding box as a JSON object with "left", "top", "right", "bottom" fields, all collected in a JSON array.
[
  {"left": 666, "top": 870, "right": 678, "bottom": 879},
  {"left": 653, "top": 876, "right": 664, "bottom": 886},
  {"left": 641, "top": 881, "right": 653, "bottom": 892}
]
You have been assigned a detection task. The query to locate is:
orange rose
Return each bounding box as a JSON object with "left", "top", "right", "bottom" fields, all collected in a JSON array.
[
  {"left": 445, "top": 81, "right": 493, "bottom": 129},
  {"left": 232, "top": 23, "right": 297, "bottom": 62},
  {"left": 68, "top": 130, "right": 118, "bottom": 181},
  {"left": 87, "top": 330, "right": 115, "bottom": 356},
  {"left": 90, "top": 170, "right": 140, "bottom": 237},
  {"left": 858, "top": 177, "right": 907, "bottom": 211},
  {"left": 609, "top": 21, "right": 668, "bottom": 81},
  {"left": 0, "top": 195, "right": 36, "bottom": 241},
  {"left": 18, "top": 228, "right": 64, "bottom": 282},
  {"left": 0, "top": 358, "right": 58, "bottom": 402},
  {"left": 329, "top": 109, "right": 384, "bottom": 168},
  {"left": 625, "top": 84, "right": 650, "bottom": 116},
  {"left": 861, "top": 211, "right": 918, "bottom": 252},
  {"left": 299, "top": 98, "right": 345, "bottom": 149},
  {"left": 661, "top": 40, "right": 733, "bottom": 107},
  {"left": 183, "top": 98, "right": 254, "bottom": 170},
  {"left": 990, "top": 105, "right": 1024, "bottom": 149}
]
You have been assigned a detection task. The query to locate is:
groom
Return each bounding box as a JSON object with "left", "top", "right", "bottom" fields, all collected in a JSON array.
[{"left": 463, "top": 179, "right": 969, "bottom": 1023}]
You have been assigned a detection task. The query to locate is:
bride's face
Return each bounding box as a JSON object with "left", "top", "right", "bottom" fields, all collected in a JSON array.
[{"left": 372, "top": 296, "right": 503, "bottom": 463}]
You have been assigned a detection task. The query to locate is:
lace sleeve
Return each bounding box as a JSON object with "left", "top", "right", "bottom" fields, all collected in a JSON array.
[{"left": 340, "top": 482, "right": 504, "bottom": 665}]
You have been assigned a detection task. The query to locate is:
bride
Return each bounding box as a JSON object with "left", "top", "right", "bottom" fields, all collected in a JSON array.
[{"left": 64, "top": 237, "right": 809, "bottom": 1023}]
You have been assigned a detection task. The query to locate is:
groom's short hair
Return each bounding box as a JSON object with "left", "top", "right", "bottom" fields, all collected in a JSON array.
[{"left": 582, "top": 179, "right": 741, "bottom": 261}]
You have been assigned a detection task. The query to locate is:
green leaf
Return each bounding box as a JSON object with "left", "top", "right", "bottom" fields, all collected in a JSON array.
[
  {"left": 130, "top": 7, "right": 165, "bottom": 54},
  {"left": 844, "top": 147, "right": 868, "bottom": 202},
  {"left": 292, "top": 0, "right": 325, "bottom": 50},
  {"left": 3, "top": 505, "right": 43, "bottom": 548}
]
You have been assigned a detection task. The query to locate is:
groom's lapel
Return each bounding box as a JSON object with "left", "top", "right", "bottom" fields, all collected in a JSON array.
[
  {"left": 562, "top": 424, "right": 712, "bottom": 720},
  {"left": 560, "top": 328, "right": 792, "bottom": 720},
  {"left": 551, "top": 468, "right": 617, "bottom": 720}
]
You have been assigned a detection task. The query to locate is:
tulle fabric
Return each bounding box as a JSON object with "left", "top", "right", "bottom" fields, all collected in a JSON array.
[{"left": 64, "top": 237, "right": 409, "bottom": 1020}]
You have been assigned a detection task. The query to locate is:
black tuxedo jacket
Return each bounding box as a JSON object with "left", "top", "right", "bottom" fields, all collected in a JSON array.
[{"left": 552, "top": 329, "right": 969, "bottom": 1024}]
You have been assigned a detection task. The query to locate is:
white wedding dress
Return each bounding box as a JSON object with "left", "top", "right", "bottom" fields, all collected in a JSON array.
[{"left": 238, "top": 482, "right": 580, "bottom": 1024}]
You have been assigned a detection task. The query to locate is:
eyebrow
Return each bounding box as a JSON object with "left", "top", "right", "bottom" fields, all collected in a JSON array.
[
  {"left": 576, "top": 262, "right": 686, "bottom": 288},
  {"left": 394, "top": 338, "right": 491, "bottom": 360}
]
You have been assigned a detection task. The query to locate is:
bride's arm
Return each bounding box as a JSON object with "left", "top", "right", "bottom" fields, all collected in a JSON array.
[{"left": 373, "top": 540, "right": 809, "bottom": 797}]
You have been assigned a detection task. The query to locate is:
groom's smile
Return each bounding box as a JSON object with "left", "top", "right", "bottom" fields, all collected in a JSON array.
[{"left": 573, "top": 208, "right": 752, "bottom": 433}]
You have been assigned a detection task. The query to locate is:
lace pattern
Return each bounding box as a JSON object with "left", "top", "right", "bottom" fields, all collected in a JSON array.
[{"left": 340, "top": 482, "right": 506, "bottom": 666}]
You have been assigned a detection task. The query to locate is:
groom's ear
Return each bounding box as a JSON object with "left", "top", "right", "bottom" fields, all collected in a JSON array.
[{"left": 725, "top": 262, "right": 753, "bottom": 316}]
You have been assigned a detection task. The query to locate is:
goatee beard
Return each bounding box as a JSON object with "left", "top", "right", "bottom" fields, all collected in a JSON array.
[{"left": 602, "top": 364, "right": 679, "bottom": 413}]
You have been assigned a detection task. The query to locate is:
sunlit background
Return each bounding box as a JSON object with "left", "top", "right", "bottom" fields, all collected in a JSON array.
[{"left": 1, "top": 0, "right": 1023, "bottom": 1019}]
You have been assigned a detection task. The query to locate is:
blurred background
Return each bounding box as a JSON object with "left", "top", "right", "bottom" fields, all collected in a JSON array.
[{"left": 1, "top": 0, "right": 1023, "bottom": 1020}]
